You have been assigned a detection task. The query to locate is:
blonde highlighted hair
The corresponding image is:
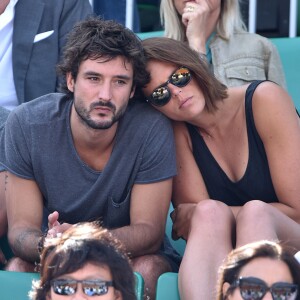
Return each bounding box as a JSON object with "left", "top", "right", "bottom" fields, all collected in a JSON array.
[{"left": 160, "top": 0, "right": 247, "bottom": 41}]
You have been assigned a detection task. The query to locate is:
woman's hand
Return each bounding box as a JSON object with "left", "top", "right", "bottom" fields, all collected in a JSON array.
[
  {"left": 182, "top": 0, "right": 211, "bottom": 53},
  {"left": 171, "top": 203, "right": 197, "bottom": 241}
]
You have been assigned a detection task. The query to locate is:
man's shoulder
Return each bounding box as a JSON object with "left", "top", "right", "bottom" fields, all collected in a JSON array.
[
  {"left": 11, "top": 93, "right": 70, "bottom": 124},
  {"left": 117, "top": 100, "right": 173, "bottom": 143},
  {"left": 125, "top": 100, "right": 169, "bottom": 123}
]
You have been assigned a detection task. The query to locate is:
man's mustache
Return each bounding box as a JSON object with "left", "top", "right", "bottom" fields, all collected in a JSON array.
[{"left": 90, "top": 101, "right": 116, "bottom": 112}]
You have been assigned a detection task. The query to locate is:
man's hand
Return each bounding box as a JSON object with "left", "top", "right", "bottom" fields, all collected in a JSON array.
[{"left": 47, "top": 211, "right": 72, "bottom": 238}]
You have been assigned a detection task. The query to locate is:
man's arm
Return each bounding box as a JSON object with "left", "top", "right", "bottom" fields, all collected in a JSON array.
[
  {"left": 0, "top": 171, "right": 7, "bottom": 238},
  {"left": 111, "top": 179, "right": 172, "bottom": 258},
  {"left": 5, "top": 172, "right": 44, "bottom": 263}
]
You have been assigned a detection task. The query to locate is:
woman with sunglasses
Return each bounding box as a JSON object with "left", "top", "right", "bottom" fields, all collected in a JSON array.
[
  {"left": 217, "top": 240, "right": 300, "bottom": 300},
  {"left": 30, "top": 222, "right": 136, "bottom": 300},
  {"left": 141, "top": 37, "right": 300, "bottom": 300}
]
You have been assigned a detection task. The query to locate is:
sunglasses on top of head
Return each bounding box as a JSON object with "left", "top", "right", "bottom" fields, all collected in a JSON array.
[
  {"left": 146, "top": 66, "right": 192, "bottom": 107},
  {"left": 228, "top": 276, "right": 298, "bottom": 300},
  {"left": 51, "top": 279, "right": 114, "bottom": 297}
]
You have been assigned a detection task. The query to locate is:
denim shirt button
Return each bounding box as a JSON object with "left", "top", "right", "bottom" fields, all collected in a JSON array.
[{"left": 245, "top": 68, "right": 249, "bottom": 75}]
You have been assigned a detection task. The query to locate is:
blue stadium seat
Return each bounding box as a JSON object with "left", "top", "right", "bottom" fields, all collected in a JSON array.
[
  {"left": 156, "top": 272, "right": 180, "bottom": 300},
  {"left": 270, "top": 37, "right": 300, "bottom": 111}
]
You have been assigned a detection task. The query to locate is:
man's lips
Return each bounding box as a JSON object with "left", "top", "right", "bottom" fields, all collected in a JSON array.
[{"left": 93, "top": 106, "right": 112, "bottom": 113}]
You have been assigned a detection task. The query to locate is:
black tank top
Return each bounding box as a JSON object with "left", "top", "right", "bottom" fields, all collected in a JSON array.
[{"left": 187, "top": 80, "right": 278, "bottom": 206}]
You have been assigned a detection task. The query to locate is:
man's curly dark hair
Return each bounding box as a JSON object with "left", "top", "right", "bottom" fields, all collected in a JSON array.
[{"left": 57, "top": 16, "right": 149, "bottom": 100}]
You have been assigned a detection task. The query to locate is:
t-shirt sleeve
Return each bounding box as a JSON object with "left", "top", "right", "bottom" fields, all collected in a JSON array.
[
  {"left": 135, "top": 116, "right": 177, "bottom": 183},
  {"left": 2, "top": 109, "right": 34, "bottom": 179}
]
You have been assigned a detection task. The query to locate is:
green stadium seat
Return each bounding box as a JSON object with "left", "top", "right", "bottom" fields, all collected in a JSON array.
[
  {"left": 0, "top": 270, "right": 144, "bottom": 300},
  {"left": 270, "top": 37, "right": 300, "bottom": 111},
  {"left": 156, "top": 272, "right": 180, "bottom": 300},
  {"left": 0, "top": 270, "right": 39, "bottom": 300},
  {"left": 137, "top": 30, "right": 164, "bottom": 40}
]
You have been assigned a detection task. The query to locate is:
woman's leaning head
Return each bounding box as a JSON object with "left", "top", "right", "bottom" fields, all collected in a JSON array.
[
  {"left": 217, "top": 240, "right": 300, "bottom": 300},
  {"left": 30, "top": 222, "right": 136, "bottom": 300},
  {"left": 142, "top": 37, "right": 227, "bottom": 113}
]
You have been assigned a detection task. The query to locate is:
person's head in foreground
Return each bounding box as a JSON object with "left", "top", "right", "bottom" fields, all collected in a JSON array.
[
  {"left": 30, "top": 222, "right": 136, "bottom": 300},
  {"left": 141, "top": 37, "right": 227, "bottom": 117},
  {"left": 217, "top": 240, "right": 300, "bottom": 300}
]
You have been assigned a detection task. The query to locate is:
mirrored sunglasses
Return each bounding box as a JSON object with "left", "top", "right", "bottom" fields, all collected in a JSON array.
[
  {"left": 230, "top": 277, "right": 298, "bottom": 300},
  {"left": 51, "top": 279, "right": 114, "bottom": 296},
  {"left": 146, "top": 66, "right": 192, "bottom": 107}
]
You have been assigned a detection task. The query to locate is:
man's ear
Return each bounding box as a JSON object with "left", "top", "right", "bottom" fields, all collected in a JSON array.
[
  {"left": 66, "top": 72, "right": 74, "bottom": 92},
  {"left": 129, "top": 85, "right": 136, "bottom": 99},
  {"left": 222, "top": 282, "right": 231, "bottom": 299}
]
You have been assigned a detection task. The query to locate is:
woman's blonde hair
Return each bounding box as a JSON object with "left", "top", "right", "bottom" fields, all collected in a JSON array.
[{"left": 160, "top": 0, "right": 247, "bottom": 41}]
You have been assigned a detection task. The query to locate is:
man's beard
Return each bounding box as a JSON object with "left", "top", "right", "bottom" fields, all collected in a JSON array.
[{"left": 74, "top": 100, "right": 128, "bottom": 130}]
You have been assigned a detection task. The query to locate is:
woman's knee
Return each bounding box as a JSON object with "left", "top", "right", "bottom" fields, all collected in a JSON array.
[
  {"left": 237, "top": 200, "right": 274, "bottom": 227},
  {"left": 190, "top": 200, "right": 233, "bottom": 230}
]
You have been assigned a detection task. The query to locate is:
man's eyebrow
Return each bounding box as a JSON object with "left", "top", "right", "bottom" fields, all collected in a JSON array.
[{"left": 83, "top": 71, "right": 132, "bottom": 80}]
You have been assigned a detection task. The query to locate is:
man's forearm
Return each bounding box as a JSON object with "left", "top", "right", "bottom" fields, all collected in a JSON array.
[
  {"left": 111, "top": 224, "right": 163, "bottom": 258},
  {"left": 9, "top": 227, "right": 42, "bottom": 263}
]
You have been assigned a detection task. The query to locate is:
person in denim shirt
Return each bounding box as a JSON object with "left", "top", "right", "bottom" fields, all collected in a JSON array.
[{"left": 160, "top": 0, "right": 286, "bottom": 88}]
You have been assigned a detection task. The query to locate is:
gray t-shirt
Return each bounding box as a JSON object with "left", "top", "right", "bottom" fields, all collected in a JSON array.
[{"left": 1, "top": 94, "right": 177, "bottom": 228}]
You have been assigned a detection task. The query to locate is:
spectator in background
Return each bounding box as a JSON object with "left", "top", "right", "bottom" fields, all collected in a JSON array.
[
  {"left": 0, "top": 0, "right": 92, "bottom": 110},
  {"left": 93, "top": 0, "right": 140, "bottom": 32},
  {"left": 217, "top": 240, "right": 300, "bottom": 300},
  {"left": 30, "top": 222, "right": 136, "bottom": 300},
  {"left": 160, "top": 0, "right": 286, "bottom": 88}
]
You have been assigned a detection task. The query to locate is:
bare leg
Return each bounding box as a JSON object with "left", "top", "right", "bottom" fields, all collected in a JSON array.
[
  {"left": 236, "top": 200, "right": 300, "bottom": 250},
  {"left": 0, "top": 171, "right": 7, "bottom": 238},
  {"left": 5, "top": 257, "right": 35, "bottom": 272},
  {"left": 132, "top": 254, "right": 172, "bottom": 300},
  {"left": 178, "top": 200, "right": 235, "bottom": 300}
]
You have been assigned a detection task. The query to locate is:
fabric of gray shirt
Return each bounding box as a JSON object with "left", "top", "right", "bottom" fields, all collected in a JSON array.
[{"left": 1, "top": 94, "right": 177, "bottom": 229}]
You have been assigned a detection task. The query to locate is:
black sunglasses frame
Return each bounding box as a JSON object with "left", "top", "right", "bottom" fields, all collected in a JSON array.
[
  {"left": 51, "top": 279, "right": 114, "bottom": 296},
  {"left": 230, "top": 277, "right": 298, "bottom": 300},
  {"left": 146, "top": 66, "right": 192, "bottom": 107}
]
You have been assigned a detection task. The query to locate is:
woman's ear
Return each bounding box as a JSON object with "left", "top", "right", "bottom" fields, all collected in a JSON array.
[
  {"left": 222, "top": 282, "right": 231, "bottom": 299},
  {"left": 114, "top": 289, "right": 123, "bottom": 300}
]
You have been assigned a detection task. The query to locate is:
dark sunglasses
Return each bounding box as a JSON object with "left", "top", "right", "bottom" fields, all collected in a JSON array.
[
  {"left": 229, "top": 277, "right": 298, "bottom": 300},
  {"left": 51, "top": 279, "right": 114, "bottom": 296},
  {"left": 146, "top": 66, "right": 192, "bottom": 107}
]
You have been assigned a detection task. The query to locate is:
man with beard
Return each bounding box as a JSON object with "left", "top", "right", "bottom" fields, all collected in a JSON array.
[{"left": 0, "top": 18, "right": 179, "bottom": 299}]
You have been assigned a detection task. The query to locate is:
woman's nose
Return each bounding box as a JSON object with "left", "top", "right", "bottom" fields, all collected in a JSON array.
[{"left": 168, "top": 83, "right": 182, "bottom": 97}]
